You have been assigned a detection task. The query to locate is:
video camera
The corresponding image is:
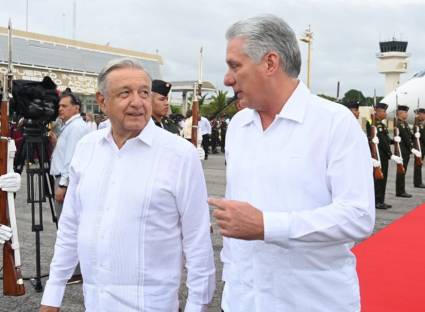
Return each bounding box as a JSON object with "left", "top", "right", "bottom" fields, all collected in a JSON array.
[{"left": 10, "top": 76, "right": 59, "bottom": 127}]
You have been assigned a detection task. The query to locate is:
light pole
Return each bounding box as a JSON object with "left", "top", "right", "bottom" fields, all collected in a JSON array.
[{"left": 300, "top": 25, "right": 313, "bottom": 89}]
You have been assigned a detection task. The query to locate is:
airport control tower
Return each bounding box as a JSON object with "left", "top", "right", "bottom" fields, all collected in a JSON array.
[{"left": 377, "top": 39, "right": 410, "bottom": 95}]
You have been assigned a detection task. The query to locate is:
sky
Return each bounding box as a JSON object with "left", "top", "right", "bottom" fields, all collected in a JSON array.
[{"left": 1, "top": 0, "right": 424, "bottom": 98}]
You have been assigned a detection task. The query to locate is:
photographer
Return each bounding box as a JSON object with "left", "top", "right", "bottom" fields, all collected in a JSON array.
[{"left": 50, "top": 91, "right": 89, "bottom": 217}]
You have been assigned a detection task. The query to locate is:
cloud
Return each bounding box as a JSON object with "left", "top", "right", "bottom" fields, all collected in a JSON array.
[{"left": 1, "top": 0, "right": 423, "bottom": 97}]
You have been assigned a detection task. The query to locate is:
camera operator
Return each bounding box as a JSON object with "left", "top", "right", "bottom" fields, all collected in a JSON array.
[{"left": 50, "top": 91, "right": 89, "bottom": 216}]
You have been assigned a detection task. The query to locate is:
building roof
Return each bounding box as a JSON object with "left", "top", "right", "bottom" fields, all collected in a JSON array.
[
  {"left": 0, "top": 26, "right": 162, "bottom": 78},
  {"left": 169, "top": 80, "right": 217, "bottom": 93}
]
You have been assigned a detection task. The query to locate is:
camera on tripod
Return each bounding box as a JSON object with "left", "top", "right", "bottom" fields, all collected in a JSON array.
[
  {"left": 10, "top": 76, "right": 59, "bottom": 132},
  {"left": 8, "top": 76, "right": 60, "bottom": 292}
]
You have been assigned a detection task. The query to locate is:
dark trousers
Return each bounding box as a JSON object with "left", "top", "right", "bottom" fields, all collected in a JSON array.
[
  {"left": 202, "top": 134, "right": 210, "bottom": 159},
  {"left": 413, "top": 154, "right": 424, "bottom": 186},
  {"left": 396, "top": 152, "right": 410, "bottom": 195},
  {"left": 375, "top": 157, "right": 389, "bottom": 204}
]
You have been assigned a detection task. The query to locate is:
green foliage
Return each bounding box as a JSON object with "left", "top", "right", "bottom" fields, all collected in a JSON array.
[
  {"left": 170, "top": 104, "right": 181, "bottom": 114},
  {"left": 342, "top": 89, "right": 365, "bottom": 105},
  {"left": 201, "top": 90, "right": 229, "bottom": 119}
]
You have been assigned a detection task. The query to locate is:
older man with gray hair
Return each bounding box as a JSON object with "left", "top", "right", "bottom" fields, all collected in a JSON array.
[
  {"left": 40, "top": 58, "right": 215, "bottom": 312},
  {"left": 209, "top": 15, "right": 375, "bottom": 312}
]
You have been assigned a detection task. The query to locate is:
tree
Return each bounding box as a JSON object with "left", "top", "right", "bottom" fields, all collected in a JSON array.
[
  {"left": 342, "top": 89, "right": 365, "bottom": 105},
  {"left": 201, "top": 90, "right": 229, "bottom": 119}
]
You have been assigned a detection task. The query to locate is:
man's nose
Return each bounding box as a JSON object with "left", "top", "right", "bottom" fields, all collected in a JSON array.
[{"left": 224, "top": 70, "right": 235, "bottom": 87}]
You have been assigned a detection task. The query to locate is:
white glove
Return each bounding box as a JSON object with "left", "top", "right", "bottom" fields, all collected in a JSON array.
[
  {"left": 372, "top": 136, "right": 379, "bottom": 144},
  {"left": 197, "top": 147, "right": 205, "bottom": 160},
  {"left": 411, "top": 148, "right": 422, "bottom": 158},
  {"left": 393, "top": 136, "right": 401, "bottom": 143},
  {"left": 415, "top": 132, "right": 421, "bottom": 138},
  {"left": 0, "top": 172, "right": 21, "bottom": 193},
  {"left": 372, "top": 158, "right": 381, "bottom": 168},
  {"left": 391, "top": 155, "right": 403, "bottom": 164},
  {"left": 0, "top": 224, "right": 12, "bottom": 244}
]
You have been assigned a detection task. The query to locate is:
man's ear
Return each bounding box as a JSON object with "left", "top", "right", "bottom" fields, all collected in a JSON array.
[
  {"left": 264, "top": 51, "right": 280, "bottom": 75},
  {"left": 96, "top": 92, "right": 107, "bottom": 114}
]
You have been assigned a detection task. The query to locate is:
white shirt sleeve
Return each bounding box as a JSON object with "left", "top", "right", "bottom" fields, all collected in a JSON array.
[
  {"left": 263, "top": 113, "right": 375, "bottom": 249},
  {"left": 176, "top": 146, "right": 215, "bottom": 311},
  {"left": 41, "top": 156, "right": 82, "bottom": 307}
]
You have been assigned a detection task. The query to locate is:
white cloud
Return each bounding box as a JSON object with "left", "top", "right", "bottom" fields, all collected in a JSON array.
[{"left": 1, "top": 0, "right": 424, "bottom": 97}]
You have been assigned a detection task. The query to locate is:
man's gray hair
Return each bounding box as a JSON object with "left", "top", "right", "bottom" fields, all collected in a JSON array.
[
  {"left": 97, "top": 58, "right": 151, "bottom": 96},
  {"left": 225, "top": 14, "right": 301, "bottom": 78}
]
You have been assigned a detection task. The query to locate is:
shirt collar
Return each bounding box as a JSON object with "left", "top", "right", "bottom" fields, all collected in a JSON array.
[
  {"left": 240, "top": 80, "right": 310, "bottom": 126},
  {"left": 63, "top": 113, "right": 82, "bottom": 126},
  {"left": 101, "top": 118, "right": 156, "bottom": 147}
]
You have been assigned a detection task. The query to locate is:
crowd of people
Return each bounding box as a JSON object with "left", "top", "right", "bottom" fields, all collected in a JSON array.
[{"left": 0, "top": 13, "right": 423, "bottom": 312}]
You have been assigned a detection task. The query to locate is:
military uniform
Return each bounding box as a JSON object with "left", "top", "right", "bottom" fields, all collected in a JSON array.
[
  {"left": 151, "top": 79, "right": 180, "bottom": 135},
  {"left": 395, "top": 117, "right": 413, "bottom": 196},
  {"left": 367, "top": 118, "right": 392, "bottom": 208},
  {"left": 153, "top": 116, "right": 181, "bottom": 134},
  {"left": 413, "top": 108, "right": 425, "bottom": 187}
]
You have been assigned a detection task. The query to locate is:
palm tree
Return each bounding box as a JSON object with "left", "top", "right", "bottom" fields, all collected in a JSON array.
[{"left": 202, "top": 90, "right": 229, "bottom": 119}]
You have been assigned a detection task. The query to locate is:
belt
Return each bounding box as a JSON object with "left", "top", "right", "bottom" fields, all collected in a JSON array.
[{"left": 54, "top": 175, "right": 61, "bottom": 178}]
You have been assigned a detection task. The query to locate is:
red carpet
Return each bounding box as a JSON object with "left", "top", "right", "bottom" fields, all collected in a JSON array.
[{"left": 353, "top": 204, "right": 425, "bottom": 312}]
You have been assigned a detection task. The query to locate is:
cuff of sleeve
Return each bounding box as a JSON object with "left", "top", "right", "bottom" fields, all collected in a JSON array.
[
  {"left": 263, "top": 211, "right": 291, "bottom": 249},
  {"left": 59, "top": 176, "right": 69, "bottom": 187},
  {"left": 184, "top": 300, "right": 208, "bottom": 312},
  {"left": 40, "top": 281, "right": 66, "bottom": 308}
]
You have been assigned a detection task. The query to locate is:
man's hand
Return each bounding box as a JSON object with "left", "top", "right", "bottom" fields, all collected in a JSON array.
[
  {"left": 209, "top": 198, "right": 264, "bottom": 240},
  {"left": 372, "top": 158, "right": 381, "bottom": 168},
  {"left": 54, "top": 186, "right": 67, "bottom": 203},
  {"left": 0, "top": 172, "right": 21, "bottom": 193},
  {"left": 48, "top": 132, "right": 58, "bottom": 147},
  {"left": 411, "top": 148, "right": 422, "bottom": 158},
  {"left": 0, "top": 224, "right": 12, "bottom": 244},
  {"left": 39, "top": 305, "right": 59, "bottom": 312},
  {"left": 371, "top": 136, "right": 379, "bottom": 144},
  {"left": 393, "top": 136, "right": 401, "bottom": 143},
  {"left": 391, "top": 155, "right": 403, "bottom": 164}
]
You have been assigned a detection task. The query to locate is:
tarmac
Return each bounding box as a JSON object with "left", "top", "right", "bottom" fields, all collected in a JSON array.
[{"left": 1, "top": 152, "right": 424, "bottom": 311}]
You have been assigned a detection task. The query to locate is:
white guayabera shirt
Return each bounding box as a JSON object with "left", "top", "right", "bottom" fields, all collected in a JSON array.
[
  {"left": 42, "top": 120, "right": 215, "bottom": 312},
  {"left": 221, "top": 81, "right": 375, "bottom": 312}
]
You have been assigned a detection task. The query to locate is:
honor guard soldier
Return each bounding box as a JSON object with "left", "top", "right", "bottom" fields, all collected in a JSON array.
[
  {"left": 413, "top": 108, "right": 425, "bottom": 188},
  {"left": 151, "top": 79, "right": 180, "bottom": 134},
  {"left": 394, "top": 105, "right": 416, "bottom": 197},
  {"left": 345, "top": 100, "right": 360, "bottom": 119},
  {"left": 367, "top": 103, "right": 402, "bottom": 209}
]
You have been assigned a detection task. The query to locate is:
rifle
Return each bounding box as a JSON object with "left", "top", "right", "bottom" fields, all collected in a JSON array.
[
  {"left": 191, "top": 82, "right": 200, "bottom": 147},
  {"left": 0, "top": 20, "right": 25, "bottom": 296},
  {"left": 370, "top": 108, "right": 384, "bottom": 180},
  {"left": 413, "top": 115, "right": 423, "bottom": 167},
  {"left": 393, "top": 115, "right": 405, "bottom": 175}
]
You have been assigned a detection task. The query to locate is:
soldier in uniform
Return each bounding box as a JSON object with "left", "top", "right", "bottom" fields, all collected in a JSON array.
[
  {"left": 367, "top": 103, "right": 402, "bottom": 209},
  {"left": 394, "top": 105, "right": 415, "bottom": 197},
  {"left": 151, "top": 79, "right": 180, "bottom": 134},
  {"left": 345, "top": 100, "right": 360, "bottom": 119},
  {"left": 413, "top": 108, "right": 425, "bottom": 188}
]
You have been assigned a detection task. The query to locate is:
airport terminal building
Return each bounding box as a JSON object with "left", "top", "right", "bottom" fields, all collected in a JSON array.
[{"left": 0, "top": 26, "right": 163, "bottom": 113}]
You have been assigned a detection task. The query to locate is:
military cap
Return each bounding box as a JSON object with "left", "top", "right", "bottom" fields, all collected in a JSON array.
[
  {"left": 414, "top": 108, "right": 425, "bottom": 114},
  {"left": 376, "top": 102, "right": 388, "bottom": 110},
  {"left": 345, "top": 101, "right": 360, "bottom": 109},
  {"left": 397, "top": 105, "right": 409, "bottom": 112},
  {"left": 152, "top": 80, "right": 172, "bottom": 97}
]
